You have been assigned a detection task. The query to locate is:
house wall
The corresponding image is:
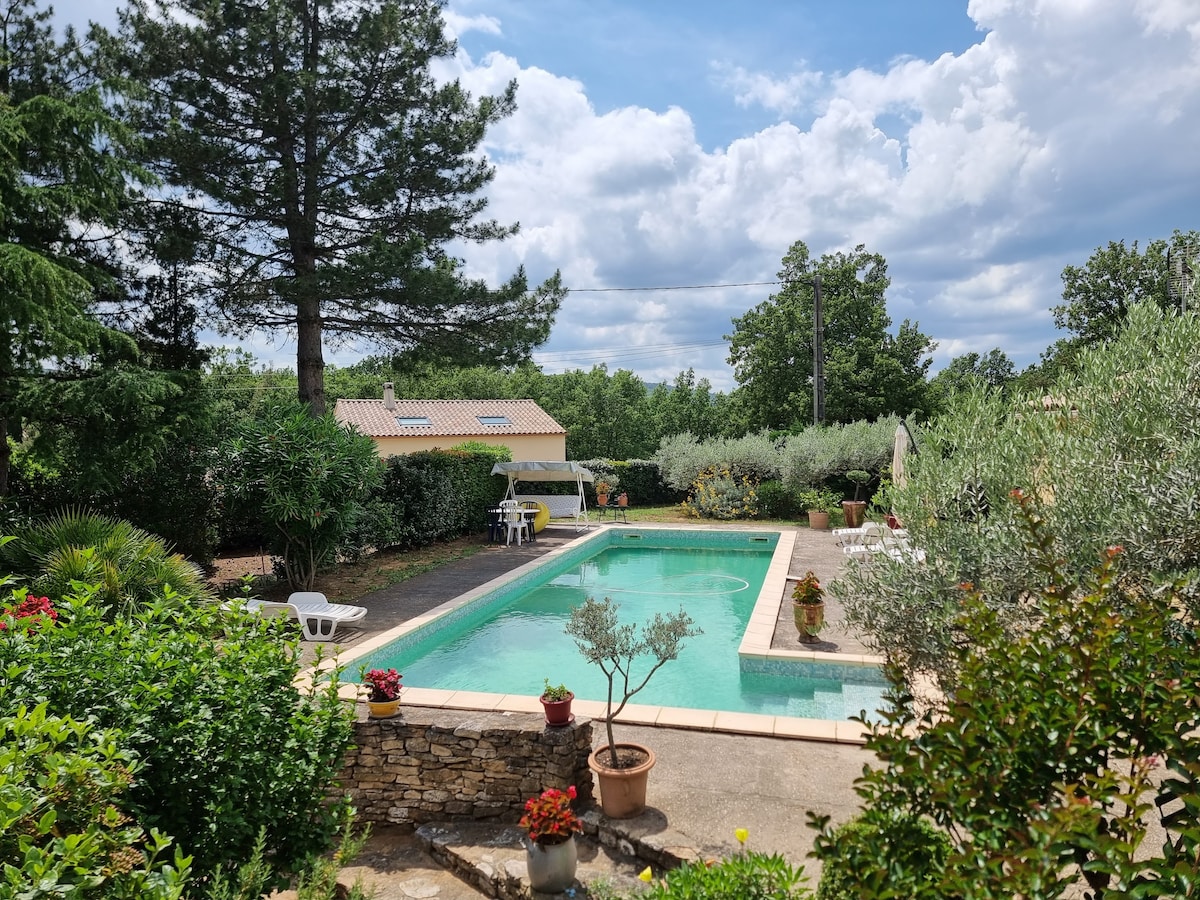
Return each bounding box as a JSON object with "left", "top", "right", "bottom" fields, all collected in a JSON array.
[{"left": 370, "top": 434, "right": 566, "bottom": 461}]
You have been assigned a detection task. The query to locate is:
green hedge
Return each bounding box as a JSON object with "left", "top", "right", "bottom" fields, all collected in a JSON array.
[{"left": 365, "top": 449, "right": 508, "bottom": 550}]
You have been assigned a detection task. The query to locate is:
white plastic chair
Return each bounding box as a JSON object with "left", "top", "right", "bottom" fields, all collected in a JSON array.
[
  {"left": 841, "top": 522, "right": 892, "bottom": 560},
  {"left": 244, "top": 591, "right": 367, "bottom": 641},
  {"left": 499, "top": 500, "right": 529, "bottom": 546}
]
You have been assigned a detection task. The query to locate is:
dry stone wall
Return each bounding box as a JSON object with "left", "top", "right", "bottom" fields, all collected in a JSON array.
[{"left": 343, "top": 705, "right": 595, "bottom": 827}]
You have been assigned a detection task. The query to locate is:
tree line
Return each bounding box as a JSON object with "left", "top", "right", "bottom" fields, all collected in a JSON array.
[{"left": 1, "top": 0, "right": 1193, "bottom": 558}]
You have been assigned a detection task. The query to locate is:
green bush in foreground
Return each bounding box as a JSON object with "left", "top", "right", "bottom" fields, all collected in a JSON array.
[
  {"left": 0, "top": 579, "right": 357, "bottom": 887},
  {"left": 0, "top": 703, "right": 190, "bottom": 899},
  {"left": 644, "top": 851, "right": 809, "bottom": 899},
  {"left": 814, "top": 492, "right": 1200, "bottom": 898},
  {"left": 589, "top": 848, "right": 810, "bottom": 899},
  {"left": 815, "top": 814, "right": 951, "bottom": 900}
]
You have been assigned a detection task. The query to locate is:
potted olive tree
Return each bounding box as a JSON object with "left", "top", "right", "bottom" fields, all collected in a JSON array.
[{"left": 564, "top": 596, "right": 700, "bottom": 818}]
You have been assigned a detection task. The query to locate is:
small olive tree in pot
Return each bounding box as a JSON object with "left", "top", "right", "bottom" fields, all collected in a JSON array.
[{"left": 565, "top": 596, "right": 700, "bottom": 818}]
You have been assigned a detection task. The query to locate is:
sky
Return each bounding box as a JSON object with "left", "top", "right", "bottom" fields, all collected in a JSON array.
[{"left": 56, "top": 0, "right": 1200, "bottom": 392}]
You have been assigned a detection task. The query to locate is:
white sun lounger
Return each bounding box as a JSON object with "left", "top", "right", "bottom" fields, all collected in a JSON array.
[{"left": 243, "top": 591, "right": 367, "bottom": 641}]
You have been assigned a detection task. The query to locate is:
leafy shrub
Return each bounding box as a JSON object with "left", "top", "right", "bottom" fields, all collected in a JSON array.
[
  {"left": 637, "top": 851, "right": 811, "bottom": 899},
  {"left": 834, "top": 303, "right": 1200, "bottom": 689},
  {"left": 653, "top": 431, "right": 782, "bottom": 493},
  {"left": 577, "top": 459, "right": 673, "bottom": 505},
  {"left": 11, "top": 447, "right": 222, "bottom": 564},
  {"left": 815, "top": 814, "right": 950, "bottom": 900},
  {"left": 814, "top": 497, "right": 1200, "bottom": 898},
  {"left": 0, "top": 578, "right": 357, "bottom": 886},
  {"left": 795, "top": 487, "right": 840, "bottom": 515},
  {"left": 0, "top": 703, "right": 191, "bottom": 899},
  {"left": 0, "top": 510, "right": 213, "bottom": 617},
  {"left": 779, "top": 417, "right": 898, "bottom": 489},
  {"left": 755, "top": 479, "right": 802, "bottom": 519},
  {"left": 360, "top": 449, "right": 503, "bottom": 551},
  {"left": 620, "top": 459, "right": 676, "bottom": 504},
  {"left": 681, "top": 467, "right": 760, "bottom": 519},
  {"left": 215, "top": 399, "right": 383, "bottom": 589}
]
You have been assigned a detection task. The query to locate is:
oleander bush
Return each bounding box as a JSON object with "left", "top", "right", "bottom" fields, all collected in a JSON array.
[{"left": 215, "top": 398, "right": 383, "bottom": 590}]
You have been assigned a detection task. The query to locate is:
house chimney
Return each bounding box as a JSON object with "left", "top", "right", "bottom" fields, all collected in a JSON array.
[{"left": 383, "top": 382, "right": 396, "bottom": 410}]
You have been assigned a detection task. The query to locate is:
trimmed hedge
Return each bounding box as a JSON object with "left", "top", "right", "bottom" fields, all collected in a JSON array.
[{"left": 365, "top": 449, "right": 508, "bottom": 550}]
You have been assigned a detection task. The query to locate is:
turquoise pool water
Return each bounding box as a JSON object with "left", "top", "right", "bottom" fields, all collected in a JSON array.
[{"left": 355, "top": 529, "right": 886, "bottom": 720}]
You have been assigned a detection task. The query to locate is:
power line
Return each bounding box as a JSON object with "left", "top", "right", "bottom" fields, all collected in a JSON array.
[{"left": 565, "top": 281, "right": 782, "bottom": 293}]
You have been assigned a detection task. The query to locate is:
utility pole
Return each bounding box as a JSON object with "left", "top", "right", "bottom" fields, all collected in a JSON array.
[{"left": 812, "top": 275, "right": 825, "bottom": 425}]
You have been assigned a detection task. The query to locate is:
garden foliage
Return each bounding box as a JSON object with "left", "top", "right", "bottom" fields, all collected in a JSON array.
[
  {"left": 623, "top": 851, "right": 811, "bottom": 899},
  {"left": 680, "top": 467, "right": 760, "bottom": 520},
  {"left": 813, "top": 495, "right": 1200, "bottom": 898},
  {"left": 654, "top": 431, "right": 782, "bottom": 493},
  {"left": 216, "top": 399, "right": 383, "bottom": 589},
  {"left": 778, "top": 417, "right": 898, "bottom": 490},
  {"left": 0, "top": 509, "right": 212, "bottom": 617},
  {"left": 835, "top": 303, "right": 1200, "bottom": 688},
  {"left": 0, "top": 702, "right": 190, "bottom": 899},
  {"left": 0, "top": 576, "right": 357, "bottom": 886},
  {"left": 814, "top": 814, "right": 951, "bottom": 900},
  {"left": 360, "top": 448, "right": 505, "bottom": 551}
]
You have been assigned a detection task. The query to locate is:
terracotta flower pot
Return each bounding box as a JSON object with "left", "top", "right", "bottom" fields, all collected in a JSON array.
[
  {"left": 540, "top": 692, "right": 574, "bottom": 726},
  {"left": 842, "top": 500, "right": 866, "bottom": 528},
  {"left": 808, "top": 510, "right": 830, "bottom": 530},
  {"left": 588, "top": 742, "right": 656, "bottom": 819}
]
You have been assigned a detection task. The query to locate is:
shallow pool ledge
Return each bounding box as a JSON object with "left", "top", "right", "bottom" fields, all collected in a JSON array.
[{"left": 734, "top": 528, "right": 888, "bottom": 724}]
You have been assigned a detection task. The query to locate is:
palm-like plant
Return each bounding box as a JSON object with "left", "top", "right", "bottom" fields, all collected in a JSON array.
[{"left": 0, "top": 509, "right": 212, "bottom": 617}]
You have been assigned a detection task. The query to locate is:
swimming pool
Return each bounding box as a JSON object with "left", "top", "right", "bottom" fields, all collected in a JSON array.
[{"left": 347, "top": 527, "right": 887, "bottom": 724}]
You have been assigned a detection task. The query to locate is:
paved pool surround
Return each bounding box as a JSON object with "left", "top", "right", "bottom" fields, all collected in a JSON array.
[{"left": 331, "top": 524, "right": 884, "bottom": 744}]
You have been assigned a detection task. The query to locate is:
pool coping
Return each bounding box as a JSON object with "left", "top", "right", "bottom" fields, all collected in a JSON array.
[{"left": 328, "top": 523, "right": 885, "bottom": 745}]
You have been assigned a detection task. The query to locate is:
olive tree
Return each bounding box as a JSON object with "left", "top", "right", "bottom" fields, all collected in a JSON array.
[
  {"left": 814, "top": 501, "right": 1200, "bottom": 898},
  {"left": 833, "top": 302, "right": 1200, "bottom": 690}
]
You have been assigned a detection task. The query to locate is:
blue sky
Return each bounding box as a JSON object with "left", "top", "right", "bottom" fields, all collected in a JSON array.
[{"left": 55, "top": 0, "right": 1200, "bottom": 392}]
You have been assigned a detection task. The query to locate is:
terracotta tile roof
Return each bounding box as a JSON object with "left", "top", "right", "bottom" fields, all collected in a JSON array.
[{"left": 334, "top": 398, "right": 566, "bottom": 438}]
